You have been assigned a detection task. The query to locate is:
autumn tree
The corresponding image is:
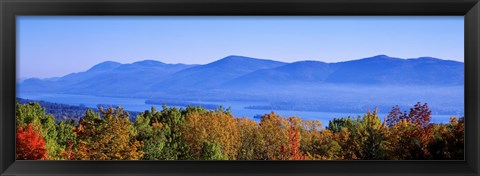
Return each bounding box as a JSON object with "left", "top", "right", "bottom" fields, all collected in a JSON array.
[
  {"left": 387, "top": 119, "right": 425, "bottom": 159},
  {"left": 183, "top": 107, "right": 239, "bottom": 160},
  {"left": 318, "top": 130, "right": 343, "bottom": 160},
  {"left": 236, "top": 117, "right": 264, "bottom": 160},
  {"left": 200, "top": 141, "right": 226, "bottom": 160},
  {"left": 266, "top": 116, "right": 337, "bottom": 160},
  {"left": 75, "top": 107, "right": 143, "bottom": 160},
  {"left": 298, "top": 119, "right": 323, "bottom": 159},
  {"left": 56, "top": 119, "right": 78, "bottom": 160},
  {"left": 386, "top": 102, "right": 433, "bottom": 159},
  {"left": 450, "top": 117, "right": 465, "bottom": 159},
  {"left": 152, "top": 105, "right": 191, "bottom": 160},
  {"left": 258, "top": 112, "right": 289, "bottom": 160},
  {"left": 328, "top": 117, "right": 361, "bottom": 159},
  {"left": 16, "top": 102, "right": 61, "bottom": 159},
  {"left": 386, "top": 102, "right": 431, "bottom": 128},
  {"left": 56, "top": 119, "right": 77, "bottom": 147},
  {"left": 134, "top": 107, "right": 167, "bottom": 160},
  {"left": 428, "top": 117, "right": 464, "bottom": 159},
  {"left": 16, "top": 124, "right": 48, "bottom": 160},
  {"left": 354, "top": 109, "right": 389, "bottom": 160},
  {"left": 278, "top": 117, "right": 306, "bottom": 160},
  {"left": 327, "top": 117, "right": 356, "bottom": 133}
]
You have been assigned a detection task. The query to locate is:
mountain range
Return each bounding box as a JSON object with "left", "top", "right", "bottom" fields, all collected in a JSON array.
[{"left": 18, "top": 55, "right": 464, "bottom": 98}]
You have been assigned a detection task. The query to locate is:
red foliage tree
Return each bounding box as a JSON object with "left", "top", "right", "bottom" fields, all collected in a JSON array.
[
  {"left": 288, "top": 123, "right": 305, "bottom": 160},
  {"left": 16, "top": 124, "right": 48, "bottom": 160},
  {"left": 279, "top": 123, "right": 306, "bottom": 160},
  {"left": 386, "top": 102, "right": 433, "bottom": 159},
  {"left": 386, "top": 102, "right": 431, "bottom": 128}
]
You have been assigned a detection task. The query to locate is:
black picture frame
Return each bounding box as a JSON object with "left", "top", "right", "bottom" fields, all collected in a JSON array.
[{"left": 1, "top": 0, "right": 479, "bottom": 176}]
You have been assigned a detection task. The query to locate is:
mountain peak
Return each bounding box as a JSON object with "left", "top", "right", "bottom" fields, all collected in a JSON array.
[
  {"left": 131, "top": 60, "right": 166, "bottom": 66},
  {"left": 355, "top": 54, "right": 404, "bottom": 63},
  {"left": 214, "top": 55, "right": 288, "bottom": 65},
  {"left": 212, "top": 55, "right": 260, "bottom": 65},
  {"left": 367, "top": 54, "right": 393, "bottom": 59},
  {"left": 97, "top": 61, "right": 121, "bottom": 65},
  {"left": 221, "top": 55, "right": 254, "bottom": 61},
  {"left": 88, "top": 61, "right": 121, "bottom": 72},
  {"left": 374, "top": 54, "right": 389, "bottom": 57}
]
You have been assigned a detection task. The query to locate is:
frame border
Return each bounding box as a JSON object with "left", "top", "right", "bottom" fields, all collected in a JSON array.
[{"left": 1, "top": 0, "right": 479, "bottom": 176}]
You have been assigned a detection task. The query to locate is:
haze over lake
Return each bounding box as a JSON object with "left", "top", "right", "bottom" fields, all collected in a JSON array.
[{"left": 17, "top": 93, "right": 459, "bottom": 124}]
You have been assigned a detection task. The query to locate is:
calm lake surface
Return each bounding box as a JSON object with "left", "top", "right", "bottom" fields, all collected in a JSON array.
[{"left": 17, "top": 93, "right": 459, "bottom": 124}]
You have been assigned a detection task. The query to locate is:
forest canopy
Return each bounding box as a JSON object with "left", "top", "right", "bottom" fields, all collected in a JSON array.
[{"left": 15, "top": 101, "right": 464, "bottom": 160}]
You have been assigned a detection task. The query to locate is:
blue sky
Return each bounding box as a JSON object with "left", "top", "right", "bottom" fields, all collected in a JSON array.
[{"left": 17, "top": 16, "right": 464, "bottom": 78}]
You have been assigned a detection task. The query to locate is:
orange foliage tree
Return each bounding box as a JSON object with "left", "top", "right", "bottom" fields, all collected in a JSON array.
[{"left": 285, "top": 119, "right": 306, "bottom": 160}]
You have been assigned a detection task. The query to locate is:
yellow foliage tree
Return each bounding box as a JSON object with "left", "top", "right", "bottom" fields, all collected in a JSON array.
[
  {"left": 236, "top": 117, "right": 264, "bottom": 160},
  {"left": 183, "top": 109, "right": 239, "bottom": 160},
  {"left": 75, "top": 107, "right": 143, "bottom": 160},
  {"left": 258, "top": 112, "right": 289, "bottom": 160}
]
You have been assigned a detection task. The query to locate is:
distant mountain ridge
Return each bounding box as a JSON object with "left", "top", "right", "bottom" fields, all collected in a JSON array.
[
  {"left": 324, "top": 55, "right": 463, "bottom": 85},
  {"left": 224, "top": 55, "right": 463, "bottom": 88},
  {"left": 148, "top": 55, "right": 288, "bottom": 91},
  {"left": 18, "top": 55, "right": 464, "bottom": 97},
  {"left": 20, "top": 59, "right": 196, "bottom": 94}
]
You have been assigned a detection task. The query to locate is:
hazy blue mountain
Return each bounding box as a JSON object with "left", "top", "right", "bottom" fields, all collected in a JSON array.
[
  {"left": 325, "top": 55, "right": 464, "bottom": 85},
  {"left": 20, "top": 78, "right": 55, "bottom": 92},
  {"left": 19, "top": 60, "right": 197, "bottom": 95},
  {"left": 147, "top": 55, "right": 288, "bottom": 91},
  {"left": 223, "top": 60, "right": 331, "bottom": 88},
  {"left": 18, "top": 55, "right": 464, "bottom": 98},
  {"left": 223, "top": 55, "right": 464, "bottom": 89}
]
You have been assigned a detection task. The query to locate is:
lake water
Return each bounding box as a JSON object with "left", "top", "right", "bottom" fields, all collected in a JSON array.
[{"left": 17, "top": 93, "right": 458, "bottom": 124}]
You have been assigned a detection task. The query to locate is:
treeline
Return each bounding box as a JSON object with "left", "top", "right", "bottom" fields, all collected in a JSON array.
[
  {"left": 16, "top": 98, "right": 140, "bottom": 122},
  {"left": 16, "top": 101, "right": 463, "bottom": 160}
]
